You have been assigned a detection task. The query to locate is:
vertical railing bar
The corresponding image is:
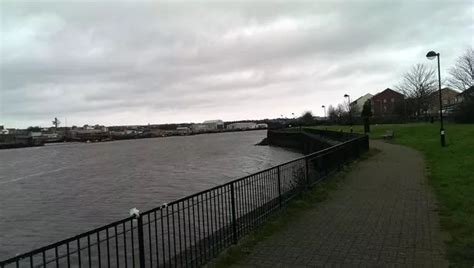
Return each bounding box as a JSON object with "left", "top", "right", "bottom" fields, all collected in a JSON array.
[
  {"left": 77, "top": 239, "right": 82, "bottom": 268},
  {"left": 136, "top": 213, "right": 145, "bottom": 268},
  {"left": 87, "top": 235, "right": 91, "bottom": 268},
  {"left": 106, "top": 228, "right": 110, "bottom": 268},
  {"left": 122, "top": 222, "right": 128, "bottom": 268},
  {"left": 230, "top": 182, "right": 237, "bottom": 244},
  {"left": 130, "top": 219, "right": 135, "bottom": 267},
  {"left": 42, "top": 250, "right": 47, "bottom": 268},
  {"left": 55, "top": 246, "right": 59, "bottom": 268},
  {"left": 210, "top": 190, "right": 216, "bottom": 256},
  {"left": 198, "top": 195, "right": 204, "bottom": 264},
  {"left": 177, "top": 203, "right": 183, "bottom": 267},
  {"left": 147, "top": 213, "right": 153, "bottom": 268},
  {"left": 171, "top": 205, "right": 177, "bottom": 266},
  {"left": 154, "top": 211, "right": 159, "bottom": 268},
  {"left": 186, "top": 199, "right": 193, "bottom": 267},
  {"left": 179, "top": 202, "right": 185, "bottom": 267},
  {"left": 67, "top": 241, "right": 71, "bottom": 268},
  {"left": 212, "top": 190, "right": 218, "bottom": 254},
  {"left": 191, "top": 197, "right": 197, "bottom": 267},
  {"left": 166, "top": 206, "right": 172, "bottom": 266},
  {"left": 114, "top": 225, "right": 119, "bottom": 268},
  {"left": 97, "top": 231, "right": 102, "bottom": 268},
  {"left": 160, "top": 208, "right": 166, "bottom": 268},
  {"left": 205, "top": 191, "right": 212, "bottom": 258}
]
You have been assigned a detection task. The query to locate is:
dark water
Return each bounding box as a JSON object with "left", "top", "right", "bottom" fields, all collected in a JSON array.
[{"left": 0, "top": 130, "right": 301, "bottom": 259}]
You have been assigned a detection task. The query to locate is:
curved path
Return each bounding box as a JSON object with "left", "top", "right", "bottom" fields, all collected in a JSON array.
[{"left": 233, "top": 141, "right": 448, "bottom": 267}]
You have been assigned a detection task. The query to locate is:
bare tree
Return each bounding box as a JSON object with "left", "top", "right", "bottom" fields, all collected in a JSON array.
[
  {"left": 448, "top": 48, "right": 474, "bottom": 91},
  {"left": 396, "top": 64, "right": 437, "bottom": 117}
]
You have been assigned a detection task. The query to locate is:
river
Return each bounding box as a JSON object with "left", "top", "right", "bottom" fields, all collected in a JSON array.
[{"left": 0, "top": 130, "right": 301, "bottom": 259}]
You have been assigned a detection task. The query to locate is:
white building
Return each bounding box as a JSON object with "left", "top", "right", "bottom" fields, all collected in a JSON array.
[
  {"left": 226, "top": 122, "right": 257, "bottom": 130},
  {"left": 351, "top": 93, "right": 373, "bottom": 112}
]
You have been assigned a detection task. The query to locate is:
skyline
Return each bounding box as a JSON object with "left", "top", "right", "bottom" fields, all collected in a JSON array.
[{"left": 1, "top": 0, "right": 473, "bottom": 128}]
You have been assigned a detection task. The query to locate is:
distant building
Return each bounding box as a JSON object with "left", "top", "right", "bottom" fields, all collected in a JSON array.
[
  {"left": 190, "top": 124, "right": 209, "bottom": 132},
  {"left": 203, "top": 120, "right": 224, "bottom": 130},
  {"left": 176, "top": 126, "right": 191, "bottom": 135},
  {"left": 256, "top": 123, "right": 268, "bottom": 129},
  {"left": 372, "top": 88, "right": 405, "bottom": 117},
  {"left": 351, "top": 93, "right": 373, "bottom": 113},
  {"left": 427, "top": 87, "right": 461, "bottom": 115},
  {"left": 226, "top": 122, "right": 257, "bottom": 130}
]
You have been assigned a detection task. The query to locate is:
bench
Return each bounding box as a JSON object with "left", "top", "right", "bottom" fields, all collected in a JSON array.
[{"left": 382, "top": 130, "right": 394, "bottom": 139}]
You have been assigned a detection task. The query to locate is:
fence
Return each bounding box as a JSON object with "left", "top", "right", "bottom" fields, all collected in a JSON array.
[{"left": 0, "top": 131, "right": 369, "bottom": 268}]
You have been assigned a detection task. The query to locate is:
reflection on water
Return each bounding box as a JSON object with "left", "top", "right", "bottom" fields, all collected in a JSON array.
[{"left": 0, "top": 130, "right": 301, "bottom": 259}]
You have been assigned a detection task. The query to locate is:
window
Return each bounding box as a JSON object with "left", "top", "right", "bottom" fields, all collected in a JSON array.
[
  {"left": 391, "top": 98, "right": 395, "bottom": 103},
  {"left": 383, "top": 99, "right": 387, "bottom": 103}
]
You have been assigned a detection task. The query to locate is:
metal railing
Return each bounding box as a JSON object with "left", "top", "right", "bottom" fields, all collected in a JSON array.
[{"left": 0, "top": 132, "right": 369, "bottom": 268}]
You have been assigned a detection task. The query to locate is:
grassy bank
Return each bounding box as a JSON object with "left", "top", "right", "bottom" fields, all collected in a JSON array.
[{"left": 312, "top": 123, "right": 474, "bottom": 266}]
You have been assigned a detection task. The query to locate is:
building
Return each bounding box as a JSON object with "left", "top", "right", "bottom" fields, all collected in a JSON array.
[
  {"left": 202, "top": 120, "right": 224, "bottom": 130},
  {"left": 176, "top": 126, "right": 191, "bottom": 135},
  {"left": 372, "top": 88, "right": 405, "bottom": 117},
  {"left": 226, "top": 122, "right": 257, "bottom": 130},
  {"left": 256, "top": 123, "right": 268, "bottom": 129},
  {"left": 190, "top": 124, "right": 209, "bottom": 133},
  {"left": 350, "top": 93, "right": 373, "bottom": 113},
  {"left": 427, "top": 87, "right": 461, "bottom": 115}
]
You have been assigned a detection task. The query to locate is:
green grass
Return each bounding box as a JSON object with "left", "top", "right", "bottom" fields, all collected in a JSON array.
[
  {"left": 312, "top": 123, "right": 474, "bottom": 266},
  {"left": 210, "top": 150, "right": 379, "bottom": 267}
]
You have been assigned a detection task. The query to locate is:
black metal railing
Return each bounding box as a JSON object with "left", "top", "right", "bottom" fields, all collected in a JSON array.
[{"left": 0, "top": 132, "right": 369, "bottom": 268}]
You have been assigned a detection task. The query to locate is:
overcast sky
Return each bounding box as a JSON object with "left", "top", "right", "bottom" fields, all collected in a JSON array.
[{"left": 1, "top": 0, "right": 473, "bottom": 128}]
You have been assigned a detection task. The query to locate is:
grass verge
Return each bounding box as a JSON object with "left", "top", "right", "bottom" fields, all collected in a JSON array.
[
  {"left": 312, "top": 123, "right": 474, "bottom": 267},
  {"left": 209, "top": 149, "right": 379, "bottom": 267}
]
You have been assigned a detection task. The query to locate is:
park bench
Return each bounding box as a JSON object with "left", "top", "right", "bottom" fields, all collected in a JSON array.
[{"left": 382, "top": 130, "right": 394, "bottom": 139}]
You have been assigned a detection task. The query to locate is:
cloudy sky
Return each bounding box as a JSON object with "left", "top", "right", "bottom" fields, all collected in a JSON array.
[{"left": 1, "top": 0, "right": 473, "bottom": 128}]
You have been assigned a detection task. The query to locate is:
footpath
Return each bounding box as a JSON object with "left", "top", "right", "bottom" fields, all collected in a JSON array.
[{"left": 232, "top": 141, "right": 448, "bottom": 267}]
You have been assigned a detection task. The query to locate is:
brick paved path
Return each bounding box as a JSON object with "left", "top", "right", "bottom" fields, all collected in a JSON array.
[{"left": 233, "top": 141, "right": 448, "bottom": 267}]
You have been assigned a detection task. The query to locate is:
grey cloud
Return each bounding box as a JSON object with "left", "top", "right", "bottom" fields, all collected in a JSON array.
[{"left": 1, "top": 0, "right": 473, "bottom": 128}]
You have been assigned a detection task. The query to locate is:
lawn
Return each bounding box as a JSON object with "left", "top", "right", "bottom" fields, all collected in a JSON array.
[{"left": 312, "top": 123, "right": 474, "bottom": 266}]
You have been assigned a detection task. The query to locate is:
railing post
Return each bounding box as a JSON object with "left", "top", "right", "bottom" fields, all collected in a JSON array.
[
  {"left": 230, "top": 183, "right": 238, "bottom": 244},
  {"left": 277, "top": 166, "right": 282, "bottom": 208},
  {"left": 136, "top": 213, "right": 146, "bottom": 268}
]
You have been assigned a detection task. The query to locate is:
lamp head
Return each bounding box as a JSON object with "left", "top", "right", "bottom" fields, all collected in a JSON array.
[
  {"left": 322, "top": 105, "right": 325, "bottom": 108},
  {"left": 344, "top": 94, "right": 349, "bottom": 98},
  {"left": 426, "top": 51, "right": 438, "bottom": 60}
]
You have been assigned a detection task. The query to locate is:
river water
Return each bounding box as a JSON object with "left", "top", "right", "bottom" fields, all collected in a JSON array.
[{"left": 0, "top": 130, "right": 301, "bottom": 259}]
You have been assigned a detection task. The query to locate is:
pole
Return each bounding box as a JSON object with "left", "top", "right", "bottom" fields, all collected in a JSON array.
[
  {"left": 348, "top": 96, "right": 353, "bottom": 133},
  {"left": 437, "top": 55, "right": 445, "bottom": 147}
]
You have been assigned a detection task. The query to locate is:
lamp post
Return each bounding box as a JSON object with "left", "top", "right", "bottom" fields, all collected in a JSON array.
[
  {"left": 344, "top": 94, "right": 353, "bottom": 132},
  {"left": 426, "top": 50, "right": 445, "bottom": 147},
  {"left": 322, "top": 105, "right": 326, "bottom": 119}
]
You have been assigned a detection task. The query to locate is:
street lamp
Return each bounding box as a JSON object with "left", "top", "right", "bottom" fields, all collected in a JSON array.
[
  {"left": 344, "top": 94, "right": 353, "bottom": 132},
  {"left": 426, "top": 50, "right": 445, "bottom": 147},
  {"left": 322, "top": 105, "right": 326, "bottom": 118}
]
